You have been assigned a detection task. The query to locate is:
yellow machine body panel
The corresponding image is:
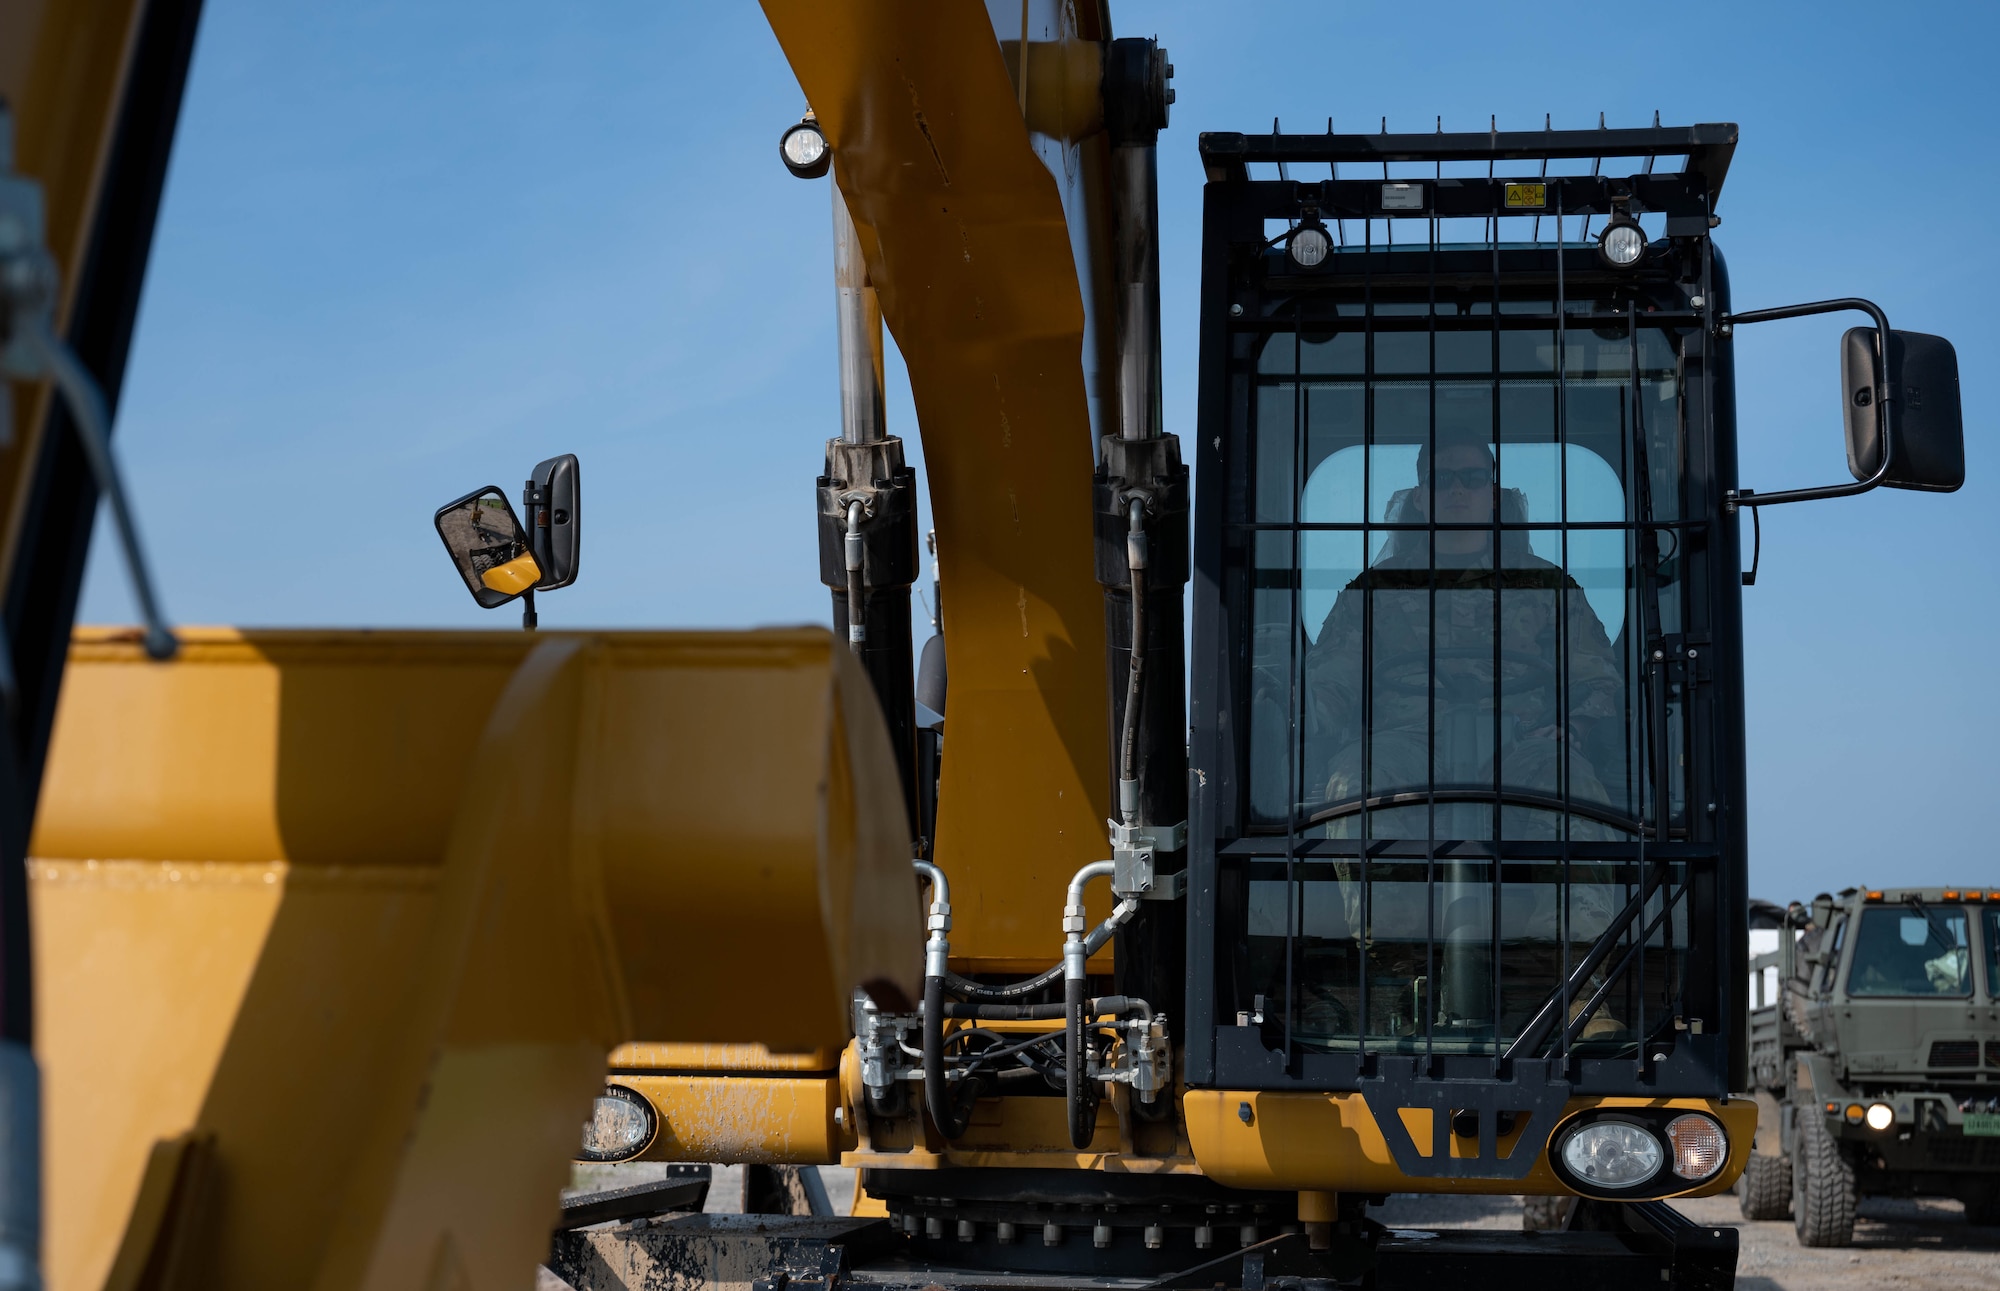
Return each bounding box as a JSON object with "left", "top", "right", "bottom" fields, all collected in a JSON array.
[
  {"left": 32, "top": 628, "right": 919, "bottom": 1291},
  {"left": 615, "top": 1075, "right": 843, "bottom": 1166},
  {"left": 1183, "top": 1091, "right": 1757, "bottom": 1198},
  {"left": 762, "top": 0, "right": 1114, "bottom": 970},
  {"left": 605, "top": 1044, "right": 843, "bottom": 1166}
]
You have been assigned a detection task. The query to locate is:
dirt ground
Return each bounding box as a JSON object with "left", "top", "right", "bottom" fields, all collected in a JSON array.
[
  {"left": 1371, "top": 1190, "right": 2000, "bottom": 1290},
  {"left": 556, "top": 1165, "right": 2000, "bottom": 1289}
]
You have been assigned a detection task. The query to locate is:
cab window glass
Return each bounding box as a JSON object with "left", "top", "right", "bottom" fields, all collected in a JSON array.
[
  {"left": 1235, "top": 305, "right": 1687, "bottom": 1059},
  {"left": 1847, "top": 906, "right": 1971, "bottom": 997},
  {"left": 1816, "top": 917, "right": 1845, "bottom": 993}
]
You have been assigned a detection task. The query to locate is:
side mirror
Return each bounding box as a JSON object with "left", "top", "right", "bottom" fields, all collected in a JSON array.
[
  {"left": 1727, "top": 298, "right": 1965, "bottom": 508},
  {"left": 526, "top": 453, "right": 582, "bottom": 589},
  {"left": 1843, "top": 328, "right": 1964, "bottom": 492},
  {"left": 434, "top": 487, "right": 542, "bottom": 608},
  {"left": 1780, "top": 901, "right": 1805, "bottom": 980}
]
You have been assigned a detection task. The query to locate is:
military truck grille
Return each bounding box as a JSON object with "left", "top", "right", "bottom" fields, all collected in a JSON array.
[{"left": 1928, "top": 1040, "right": 1979, "bottom": 1068}]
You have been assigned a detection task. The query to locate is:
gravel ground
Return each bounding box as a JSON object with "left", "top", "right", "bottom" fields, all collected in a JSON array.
[
  {"left": 555, "top": 1168, "right": 2000, "bottom": 1289},
  {"left": 1371, "top": 1191, "right": 2000, "bottom": 1290}
]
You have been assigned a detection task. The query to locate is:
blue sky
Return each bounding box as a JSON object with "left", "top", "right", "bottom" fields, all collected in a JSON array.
[{"left": 84, "top": 2, "right": 1996, "bottom": 905}]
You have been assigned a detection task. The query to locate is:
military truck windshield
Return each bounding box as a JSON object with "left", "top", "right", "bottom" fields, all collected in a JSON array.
[{"left": 1847, "top": 906, "right": 1971, "bottom": 997}]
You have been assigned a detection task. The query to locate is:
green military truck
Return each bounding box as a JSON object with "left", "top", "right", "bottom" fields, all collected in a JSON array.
[{"left": 1738, "top": 888, "right": 2000, "bottom": 1245}]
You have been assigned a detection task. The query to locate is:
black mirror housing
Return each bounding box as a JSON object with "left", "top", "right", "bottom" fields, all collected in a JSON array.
[
  {"left": 527, "top": 453, "right": 582, "bottom": 590},
  {"left": 1843, "top": 327, "right": 1964, "bottom": 492},
  {"left": 434, "top": 487, "right": 542, "bottom": 608}
]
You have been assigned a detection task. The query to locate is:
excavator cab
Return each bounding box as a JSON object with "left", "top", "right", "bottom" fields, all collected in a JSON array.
[{"left": 1184, "top": 122, "right": 1958, "bottom": 1192}]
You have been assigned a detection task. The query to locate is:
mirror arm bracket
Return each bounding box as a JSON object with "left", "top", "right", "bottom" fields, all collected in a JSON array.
[{"left": 1722, "top": 297, "right": 1894, "bottom": 510}]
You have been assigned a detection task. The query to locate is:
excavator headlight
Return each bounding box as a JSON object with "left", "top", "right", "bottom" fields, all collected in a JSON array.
[
  {"left": 1557, "top": 1118, "right": 1663, "bottom": 1188},
  {"left": 578, "top": 1085, "right": 656, "bottom": 1163},
  {"left": 780, "top": 118, "right": 831, "bottom": 179}
]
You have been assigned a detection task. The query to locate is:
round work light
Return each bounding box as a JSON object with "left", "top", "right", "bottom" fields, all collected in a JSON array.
[
  {"left": 578, "top": 1085, "right": 656, "bottom": 1163},
  {"left": 1865, "top": 1102, "right": 1895, "bottom": 1131},
  {"left": 1288, "top": 224, "right": 1331, "bottom": 268},
  {"left": 1596, "top": 216, "right": 1646, "bottom": 269},
  {"left": 780, "top": 118, "right": 831, "bottom": 179}
]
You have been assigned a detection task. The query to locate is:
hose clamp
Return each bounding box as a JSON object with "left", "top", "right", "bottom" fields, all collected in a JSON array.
[{"left": 1108, "top": 818, "right": 1187, "bottom": 900}]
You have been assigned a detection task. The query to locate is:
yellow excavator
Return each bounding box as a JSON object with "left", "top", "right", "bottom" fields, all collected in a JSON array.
[{"left": 0, "top": 3, "right": 1966, "bottom": 1289}]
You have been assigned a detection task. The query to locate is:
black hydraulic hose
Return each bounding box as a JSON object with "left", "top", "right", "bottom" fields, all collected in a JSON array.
[
  {"left": 942, "top": 997, "right": 1143, "bottom": 1022},
  {"left": 923, "top": 972, "right": 975, "bottom": 1140},
  {"left": 942, "top": 1001, "right": 1067, "bottom": 1021},
  {"left": 1066, "top": 971, "right": 1095, "bottom": 1149},
  {"left": 943, "top": 909, "right": 1128, "bottom": 1002},
  {"left": 954, "top": 1028, "right": 1066, "bottom": 1069},
  {"left": 946, "top": 964, "right": 1063, "bottom": 1002}
]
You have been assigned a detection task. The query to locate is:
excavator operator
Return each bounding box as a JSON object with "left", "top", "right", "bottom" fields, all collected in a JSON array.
[{"left": 1305, "top": 427, "right": 1625, "bottom": 841}]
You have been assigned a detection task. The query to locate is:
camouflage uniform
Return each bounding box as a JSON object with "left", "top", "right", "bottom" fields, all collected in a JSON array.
[
  {"left": 1300, "top": 545, "right": 1632, "bottom": 1035},
  {"left": 1303, "top": 547, "right": 1629, "bottom": 836}
]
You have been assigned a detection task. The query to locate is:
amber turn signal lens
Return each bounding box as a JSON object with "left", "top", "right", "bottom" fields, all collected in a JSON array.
[{"left": 1665, "top": 1114, "right": 1728, "bottom": 1181}]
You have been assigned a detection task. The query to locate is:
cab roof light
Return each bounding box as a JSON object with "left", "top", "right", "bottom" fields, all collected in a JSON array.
[
  {"left": 1865, "top": 891, "right": 1884, "bottom": 902},
  {"left": 1943, "top": 890, "right": 1961, "bottom": 900}
]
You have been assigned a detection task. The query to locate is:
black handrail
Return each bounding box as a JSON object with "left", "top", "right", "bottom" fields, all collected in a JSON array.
[
  {"left": 1722, "top": 298, "right": 1895, "bottom": 508},
  {"left": 1299, "top": 787, "right": 1641, "bottom": 837}
]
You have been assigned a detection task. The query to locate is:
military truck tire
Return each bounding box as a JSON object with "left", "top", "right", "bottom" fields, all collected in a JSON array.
[
  {"left": 1792, "top": 1109, "right": 1856, "bottom": 1246},
  {"left": 1522, "top": 1195, "right": 1572, "bottom": 1231},
  {"left": 1737, "top": 1152, "right": 1791, "bottom": 1221}
]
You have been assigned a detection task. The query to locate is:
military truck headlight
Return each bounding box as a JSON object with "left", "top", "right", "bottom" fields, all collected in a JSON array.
[
  {"left": 1665, "top": 1113, "right": 1728, "bottom": 1180},
  {"left": 578, "top": 1085, "right": 656, "bottom": 1163},
  {"left": 780, "top": 118, "right": 831, "bottom": 179},
  {"left": 1596, "top": 215, "right": 1646, "bottom": 268},
  {"left": 1865, "top": 1102, "right": 1895, "bottom": 1131},
  {"left": 1558, "top": 1119, "right": 1664, "bottom": 1188}
]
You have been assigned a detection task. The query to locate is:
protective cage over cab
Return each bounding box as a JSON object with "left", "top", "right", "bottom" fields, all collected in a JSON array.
[{"left": 1185, "top": 123, "right": 1752, "bottom": 1179}]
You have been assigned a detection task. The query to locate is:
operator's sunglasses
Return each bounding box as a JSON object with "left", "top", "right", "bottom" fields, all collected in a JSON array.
[{"left": 1426, "top": 466, "right": 1495, "bottom": 491}]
